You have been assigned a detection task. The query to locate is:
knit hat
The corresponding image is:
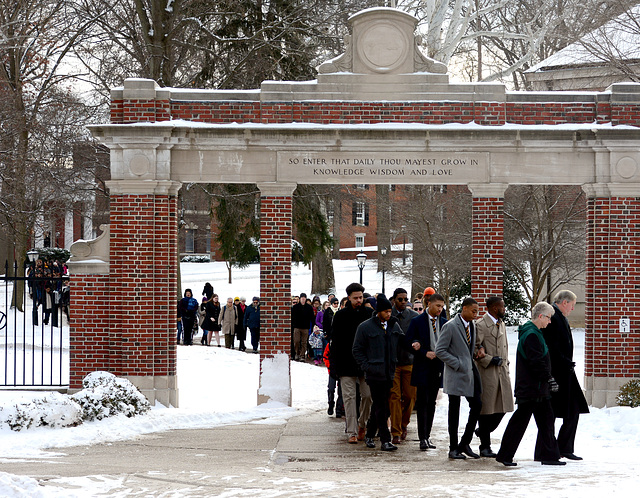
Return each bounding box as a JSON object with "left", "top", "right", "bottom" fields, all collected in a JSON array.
[
  {"left": 299, "top": 292, "right": 307, "bottom": 298},
  {"left": 423, "top": 287, "right": 436, "bottom": 297},
  {"left": 252, "top": 296, "right": 260, "bottom": 302},
  {"left": 376, "top": 294, "right": 393, "bottom": 312},
  {"left": 330, "top": 297, "right": 339, "bottom": 304},
  {"left": 234, "top": 297, "right": 240, "bottom": 301}
]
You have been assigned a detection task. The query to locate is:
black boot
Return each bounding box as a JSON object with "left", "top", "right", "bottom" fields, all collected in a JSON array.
[{"left": 328, "top": 401, "right": 334, "bottom": 416}]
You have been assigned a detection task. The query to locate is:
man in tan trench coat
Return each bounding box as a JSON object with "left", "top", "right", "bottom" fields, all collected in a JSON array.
[{"left": 474, "top": 296, "right": 514, "bottom": 457}]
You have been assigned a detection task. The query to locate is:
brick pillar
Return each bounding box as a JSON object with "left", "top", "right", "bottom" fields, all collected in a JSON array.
[
  {"left": 468, "top": 184, "right": 507, "bottom": 310},
  {"left": 67, "top": 227, "right": 111, "bottom": 389},
  {"left": 257, "top": 182, "right": 296, "bottom": 405},
  {"left": 583, "top": 184, "right": 640, "bottom": 407},
  {"left": 107, "top": 180, "right": 181, "bottom": 407}
]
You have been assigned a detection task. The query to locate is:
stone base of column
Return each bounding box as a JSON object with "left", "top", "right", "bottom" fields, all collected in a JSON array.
[
  {"left": 584, "top": 375, "right": 631, "bottom": 407},
  {"left": 124, "top": 375, "right": 179, "bottom": 408},
  {"left": 257, "top": 354, "right": 292, "bottom": 406}
]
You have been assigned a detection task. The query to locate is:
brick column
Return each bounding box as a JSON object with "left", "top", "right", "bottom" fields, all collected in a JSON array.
[
  {"left": 583, "top": 184, "right": 640, "bottom": 407},
  {"left": 107, "top": 180, "right": 181, "bottom": 407},
  {"left": 67, "top": 227, "right": 111, "bottom": 389},
  {"left": 257, "top": 182, "right": 296, "bottom": 405},
  {"left": 468, "top": 184, "right": 507, "bottom": 310}
]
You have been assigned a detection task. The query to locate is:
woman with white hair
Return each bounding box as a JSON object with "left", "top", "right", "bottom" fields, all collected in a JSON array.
[{"left": 495, "top": 302, "right": 565, "bottom": 467}]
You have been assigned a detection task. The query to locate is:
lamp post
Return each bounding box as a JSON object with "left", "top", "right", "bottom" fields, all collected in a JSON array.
[
  {"left": 401, "top": 225, "right": 407, "bottom": 265},
  {"left": 356, "top": 251, "right": 367, "bottom": 285},
  {"left": 380, "top": 246, "right": 387, "bottom": 295},
  {"left": 27, "top": 249, "right": 39, "bottom": 265}
]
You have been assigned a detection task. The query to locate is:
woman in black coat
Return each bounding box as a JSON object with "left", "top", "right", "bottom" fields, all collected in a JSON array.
[{"left": 201, "top": 294, "right": 222, "bottom": 346}]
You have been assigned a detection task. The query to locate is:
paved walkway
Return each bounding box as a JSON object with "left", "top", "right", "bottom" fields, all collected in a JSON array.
[{"left": 4, "top": 409, "right": 597, "bottom": 497}]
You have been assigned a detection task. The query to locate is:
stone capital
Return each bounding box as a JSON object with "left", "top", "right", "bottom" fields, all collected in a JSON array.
[
  {"left": 257, "top": 182, "right": 297, "bottom": 197},
  {"left": 467, "top": 183, "right": 508, "bottom": 198},
  {"left": 106, "top": 180, "right": 182, "bottom": 196},
  {"left": 581, "top": 183, "right": 611, "bottom": 198}
]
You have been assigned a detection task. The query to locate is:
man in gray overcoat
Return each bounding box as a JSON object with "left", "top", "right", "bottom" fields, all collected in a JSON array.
[
  {"left": 474, "top": 296, "right": 514, "bottom": 457},
  {"left": 436, "top": 297, "right": 482, "bottom": 460}
]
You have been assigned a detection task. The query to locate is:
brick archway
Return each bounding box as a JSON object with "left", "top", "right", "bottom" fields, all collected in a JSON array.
[{"left": 68, "top": 9, "right": 640, "bottom": 407}]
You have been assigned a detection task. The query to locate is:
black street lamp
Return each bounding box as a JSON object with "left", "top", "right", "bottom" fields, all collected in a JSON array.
[
  {"left": 356, "top": 251, "right": 367, "bottom": 285},
  {"left": 380, "top": 246, "right": 387, "bottom": 295}
]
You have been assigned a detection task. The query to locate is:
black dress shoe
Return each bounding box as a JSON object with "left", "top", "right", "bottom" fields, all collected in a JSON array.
[
  {"left": 496, "top": 458, "right": 517, "bottom": 467},
  {"left": 365, "top": 437, "right": 376, "bottom": 448},
  {"left": 381, "top": 441, "right": 398, "bottom": 451},
  {"left": 448, "top": 449, "right": 466, "bottom": 459},
  {"left": 459, "top": 444, "right": 480, "bottom": 459},
  {"left": 419, "top": 439, "right": 428, "bottom": 451},
  {"left": 480, "top": 448, "right": 497, "bottom": 458},
  {"left": 541, "top": 460, "right": 567, "bottom": 466},
  {"left": 425, "top": 438, "right": 436, "bottom": 449},
  {"left": 561, "top": 453, "right": 583, "bottom": 460},
  {"left": 327, "top": 404, "right": 334, "bottom": 416}
]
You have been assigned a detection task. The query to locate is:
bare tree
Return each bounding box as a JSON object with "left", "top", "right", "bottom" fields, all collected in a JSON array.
[
  {"left": 0, "top": 0, "right": 98, "bottom": 309},
  {"left": 503, "top": 185, "right": 586, "bottom": 306}
]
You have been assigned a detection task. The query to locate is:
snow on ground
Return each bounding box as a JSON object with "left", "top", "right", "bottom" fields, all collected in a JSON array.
[{"left": 0, "top": 261, "right": 639, "bottom": 496}]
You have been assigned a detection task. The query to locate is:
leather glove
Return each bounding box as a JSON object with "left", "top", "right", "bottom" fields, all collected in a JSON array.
[
  {"left": 489, "top": 356, "right": 503, "bottom": 366},
  {"left": 548, "top": 377, "right": 559, "bottom": 393},
  {"left": 569, "top": 361, "right": 576, "bottom": 372}
]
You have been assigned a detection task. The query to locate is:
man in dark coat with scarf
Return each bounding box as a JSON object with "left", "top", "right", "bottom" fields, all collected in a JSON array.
[
  {"left": 352, "top": 294, "right": 402, "bottom": 451},
  {"left": 541, "top": 290, "right": 589, "bottom": 461}
]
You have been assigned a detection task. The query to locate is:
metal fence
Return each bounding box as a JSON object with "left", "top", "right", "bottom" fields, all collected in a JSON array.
[{"left": 0, "top": 261, "right": 69, "bottom": 388}]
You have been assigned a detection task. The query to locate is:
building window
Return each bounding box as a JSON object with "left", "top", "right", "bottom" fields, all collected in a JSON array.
[
  {"left": 352, "top": 201, "right": 369, "bottom": 226},
  {"left": 355, "top": 234, "right": 365, "bottom": 248},
  {"left": 327, "top": 198, "right": 335, "bottom": 225},
  {"left": 185, "top": 229, "right": 195, "bottom": 253},
  {"left": 433, "top": 185, "right": 447, "bottom": 194}
]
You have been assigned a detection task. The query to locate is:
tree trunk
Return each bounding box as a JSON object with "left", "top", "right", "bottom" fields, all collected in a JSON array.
[
  {"left": 311, "top": 248, "right": 335, "bottom": 295},
  {"left": 226, "top": 261, "right": 233, "bottom": 284},
  {"left": 331, "top": 195, "right": 342, "bottom": 259}
]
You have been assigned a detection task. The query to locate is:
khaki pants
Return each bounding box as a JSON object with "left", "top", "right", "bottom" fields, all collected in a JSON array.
[
  {"left": 389, "top": 364, "right": 416, "bottom": 437},
  {"left": 293, "top": 328, "right": 308, "bottom": 359},
  {"left": 340, "top": 375, "right": 372, "bottom": 436}
]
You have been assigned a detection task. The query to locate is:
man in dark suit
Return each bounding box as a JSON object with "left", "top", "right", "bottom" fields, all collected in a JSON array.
[
  {"left": 406, "top": 292, "right": 447, "bottom": 451},
  {"left": 541, "top": 290, "right": 589, "bottom": 461},
  {"left": 435, "top": 297, "right": 482, "bottom": 459}
]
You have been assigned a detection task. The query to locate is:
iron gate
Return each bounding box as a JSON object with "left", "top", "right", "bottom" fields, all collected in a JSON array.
[{"left": 1, "top": 261, "right": 69, "bottom": 387}]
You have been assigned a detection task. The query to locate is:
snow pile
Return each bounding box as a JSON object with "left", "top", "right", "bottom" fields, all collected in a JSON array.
[
  {"left": 0, "top": 392, "right": 82, "bottom": 431},
  {"left": 71, "top": 371, "right": 150, "bottom": 421},
  {"left": 258, "top": 353, "right": 291, "bottom": 405},
  {"left": 0, "top": 372, "right": 149, "bottom": 431},
  {"left": 0, "top": 472, "right": 53, "bottom": 498}
]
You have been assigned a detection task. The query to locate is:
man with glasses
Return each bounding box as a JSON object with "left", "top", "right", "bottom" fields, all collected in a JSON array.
[
  {"left": 495, "top": 302, "right": 565, "bottom": 466},
  {"left": 542, "top": 290, "right": 589, "bottom": 461},
  {"left": 412, "top": 300, "right": 423, "bottom": 313},
  {"left": 389, "top": 288, "right": 419, "bottom": 444}
]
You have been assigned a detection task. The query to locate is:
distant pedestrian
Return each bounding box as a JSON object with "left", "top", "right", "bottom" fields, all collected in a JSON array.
[
  {"left": 220, "top": 297, "right": 238, "bottom": 349},
  {"left": 244, "top": 297, "right": 261, "bottom": 353},
  {"left": 178, "top": 289, "right": 199, "bottom": 346}
]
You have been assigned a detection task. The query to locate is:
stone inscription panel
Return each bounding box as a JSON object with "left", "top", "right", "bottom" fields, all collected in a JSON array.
[{"left": 278, "top": 151, "right": 488, "bottom": 184}]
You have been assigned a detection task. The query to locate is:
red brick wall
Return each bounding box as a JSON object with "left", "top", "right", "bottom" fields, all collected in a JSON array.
[
  {"left": 585, "top": 197, "right": 640, "bottom": 378},
  {"left": 259, "top": 196, "right": 293, "bottom": 360},
  {"left": 70, "top": 192, "right": 178, "bottom": 388},
  {"left": 69, "top": 274, "right": 112, "bottom": 388},
  {"left": 471, "top": 197, "right": 504, "bottom": 310},
  {"left": 110, "top": 97, "right": 640, "bottom": 127},
  {"left": 109, "top": 193, "right": 177, "bottom": 377}
]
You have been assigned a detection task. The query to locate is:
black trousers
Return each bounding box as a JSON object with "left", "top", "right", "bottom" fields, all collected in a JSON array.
[
  {"left": 555, "top": 411, "right": 580, "bottom": 454},
  {"left": 496, "top": 398, "right": 560, "bottom": 462},
  {"left": 448, "top": 394, "right": 482, "bottom": 450},
  {"left": 365, "top": 379, "right": 392, "bottom": 444},
  {"left": 415, "top": 380, "right": 440, "bottom": 441},
  {"left": 477, "top": 412, "right": 505, "bottom": 450}
]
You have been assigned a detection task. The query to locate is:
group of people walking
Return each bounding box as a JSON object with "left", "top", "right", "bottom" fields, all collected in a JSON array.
[
  {"left": 324, "top": 282, "right": 588, "bottom": 466},
  {"left": 177, "top": 284, "right": 260, "bottom": 353}
]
